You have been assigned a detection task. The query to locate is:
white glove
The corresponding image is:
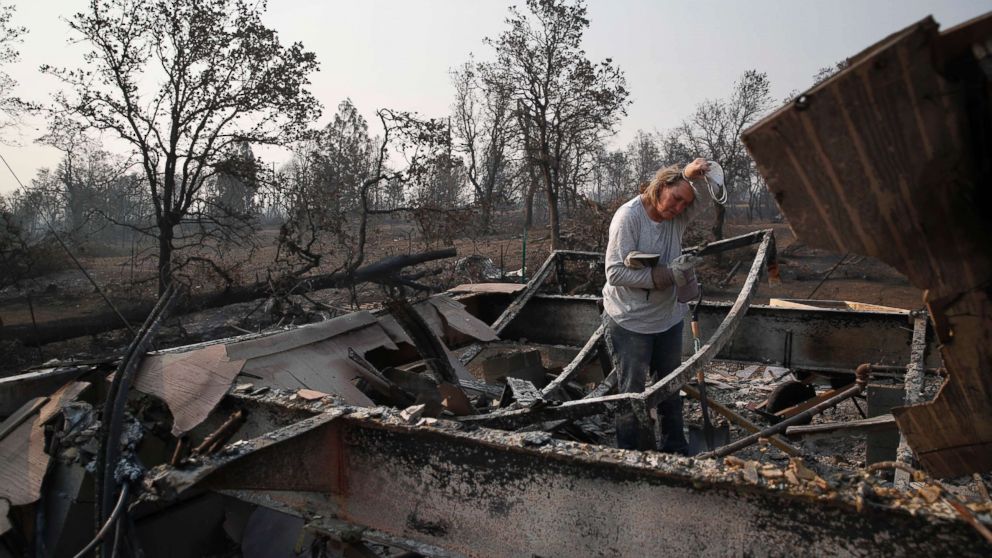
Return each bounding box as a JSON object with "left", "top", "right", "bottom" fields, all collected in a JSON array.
[{"left": 670, "top": 254, "right": 702, "bottom": 287}]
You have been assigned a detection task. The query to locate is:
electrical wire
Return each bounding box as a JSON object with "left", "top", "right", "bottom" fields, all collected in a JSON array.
[{"left": 72, "top": 483, "right": 130, "bottom": 558}]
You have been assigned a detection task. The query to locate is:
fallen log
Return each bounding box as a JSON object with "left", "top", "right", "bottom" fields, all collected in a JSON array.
[{"left": 2, "top": 248, "right": 457, "bottom": 346}]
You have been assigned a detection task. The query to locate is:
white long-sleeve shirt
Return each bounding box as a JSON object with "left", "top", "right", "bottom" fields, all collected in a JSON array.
[{"left": 602, "top": 191, "right": 703, "bottom": 334}]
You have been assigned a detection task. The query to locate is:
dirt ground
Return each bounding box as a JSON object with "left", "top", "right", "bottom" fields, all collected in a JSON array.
[{"left": 0, "top": 213, "right": 924, "bottom": 374}]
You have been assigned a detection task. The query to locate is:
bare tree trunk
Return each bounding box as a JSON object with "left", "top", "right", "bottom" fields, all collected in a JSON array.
[
  {"left": 157, "top": 220, "right": 173, "bottom": 295},
  {"left": 480, "top": 198, "right": 493, "bottom": 233},
  {"left": 525, "top": 163, "right": 538, "bottom": 229},
  {"left": 544, "top": 165, "right": 561, "bottom": 250},
  {"left": 712, "top": 201, "right": 726, "bottom": 241}
]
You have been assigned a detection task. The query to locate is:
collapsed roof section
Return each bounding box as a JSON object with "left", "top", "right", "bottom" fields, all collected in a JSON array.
[{"left": 742, "top": 13, "right": 992, "bottom": 477}]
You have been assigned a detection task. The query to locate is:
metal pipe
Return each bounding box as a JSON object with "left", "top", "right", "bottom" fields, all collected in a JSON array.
[
  {"left": 682, "top": 384, "right": 801, "bottom": 456},
  {"left": 699, "top": 364, "right": 870, "bottom": 459}
]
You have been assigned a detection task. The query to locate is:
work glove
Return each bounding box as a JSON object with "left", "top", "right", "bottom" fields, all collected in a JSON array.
[
  {"left": 670, "top": 254, "right": 702, "bottom": 287},
  {"left": 650, "top": 265, "right": 674, "bottom": 290}
]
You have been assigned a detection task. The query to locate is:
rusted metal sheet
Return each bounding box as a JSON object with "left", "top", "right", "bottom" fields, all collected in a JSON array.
[
  {"left": 226, "top": 311, "right": 379, "bottom": 361},
  {"left": 241, "top": 324, "right": 395, "bottom": 406},
  {"left": 148, "top": 397, "right": 991, "bottom": 557},
  {"left": 136, "top": 344, "right": 245, "bottom": 436},
  {"left": 0, "top": 366, "right": 89, "bottom": 417},
  {"left": 742, "top": 15, "right": 992, "bottom": 476},
  {"left": 0, "top": 381, "right": 88, "bottom": 507}
]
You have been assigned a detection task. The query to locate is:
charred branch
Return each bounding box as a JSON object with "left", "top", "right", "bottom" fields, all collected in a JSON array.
[{"left": 2, "top": 248, "right": 457, "bottom": 346}]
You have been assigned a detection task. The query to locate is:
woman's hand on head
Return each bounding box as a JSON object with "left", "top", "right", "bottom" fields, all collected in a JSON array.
[{"left": 684, "top": 158, "right": 711, "bottom": 180}]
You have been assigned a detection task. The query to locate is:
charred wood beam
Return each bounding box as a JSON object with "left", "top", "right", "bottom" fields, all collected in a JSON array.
[
  {"left": 683, "top": 229, "right": 771, "bottom": 258},
  {"left": 506, "top": 378, "right": 544, "bottom": 407},
  {"left": 459, "top": 250, "right": 560, "bottom": 365},
  {"left": 386, "top": 299, "right": 460, "bottom": 386},
  {"left": 541, "top": 323, "right": 605, "bottom": 400},
  {"left": 456, "top": 378, "right": 503, "bottom": 400},
  {"left": 347, "top": 348, "right": 416, "bottom": 407},
  {"left": 894, "top": 313, "right": 929, "bottom": 488},
  {"left": 2, "top": 248, "right": 457, "bottom": 346},
  {"left": 459, "top": 249, "right": 606, "bottom": 365},
  {"left": 643, "top": 231, "right": 774, "bottom": 408},
  {"left": 460, "top": 232, "right": 775, "bottom": 429},
  {"left": 489, "top": 251, "right": 560, "bottom": 334},
  {"left": 0, "top": 396, "right": 48, "bottom": 440}
]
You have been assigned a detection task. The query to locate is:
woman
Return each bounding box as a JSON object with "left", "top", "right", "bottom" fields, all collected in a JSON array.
[{"left": 602, "top": 158, "right": 710, "bottom": 452}]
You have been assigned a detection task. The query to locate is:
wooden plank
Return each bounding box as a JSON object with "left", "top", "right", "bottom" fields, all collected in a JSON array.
[
  {"left": 378, "top": 312, "right": 474, "bottom": 384},
  {"left": 895, "top": 289, "right": 992, "bottom": 476},
  {"left": 226, "top": 311, "right": 378, "bottom": 361},
  {"left": 490, "top": 251, "right": 558, "bottom": 335},
  {"left": 459, "top": 251, "right": 560, "bottom": 365},
  {"left": 507, "top": 378, "right": 544, "bottom": 407},
  {"left": 38, "top": 381, "right": 89, "bottom": 425},
  {"left": 774, "top": 386, "right": 849, "bottom": 419},
  {"left": 448, "top": 283, "right": 527, "bottom": 295},
  {"left": 785, "top": 414, "right": 897, "bottom": 438},
  {"left": 769, "top": 298, "right": 908, "bottom": 314},
  {"left": 0, "top": 366, "right": 86, "bottom": 417},
  {"left": 136, "top": 344, "right": 246, "bottom": 436},
  {"left": 0, "top": 416, "right": 44, "bottom": 506}
]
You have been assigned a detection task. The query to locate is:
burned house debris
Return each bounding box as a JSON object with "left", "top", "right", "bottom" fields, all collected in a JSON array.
[{"left": 2, "top": 12, "right": 992, "bottom": 558}]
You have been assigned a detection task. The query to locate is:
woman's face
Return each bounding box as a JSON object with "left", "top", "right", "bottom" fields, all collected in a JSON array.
[{"left": 655, "top": 181, "right": 695, "bottom": 220}]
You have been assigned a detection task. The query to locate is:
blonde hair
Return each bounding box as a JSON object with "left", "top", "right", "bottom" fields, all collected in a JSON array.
[{"left": 643, "top": 164, "right": 688, "bottom": 206}]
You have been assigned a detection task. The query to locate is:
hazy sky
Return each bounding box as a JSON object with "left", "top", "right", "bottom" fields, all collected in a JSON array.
[{"left": 0, "top": 0, "right": 988, "bottom": 194}]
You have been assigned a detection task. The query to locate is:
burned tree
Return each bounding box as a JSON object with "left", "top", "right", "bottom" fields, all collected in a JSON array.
[
  {"left": 0, "top": 2, "right": 26, "bottom": 132},
  {"left": 674, "top": 70, "right": 773, "bottom": 240},
  {"left": 44, "top": 0, "right": 321, "bottom": 293},
  {"left": 486, "top": 0, "right": 629, "bottom": 249},
  {"left": 451, "top": 61, "right": 515, "bottom": 232}
]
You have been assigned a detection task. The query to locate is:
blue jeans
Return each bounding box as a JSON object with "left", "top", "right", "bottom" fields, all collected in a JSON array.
[{"left": 604, "top": 315, "right": 688, "bottom": 453}]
